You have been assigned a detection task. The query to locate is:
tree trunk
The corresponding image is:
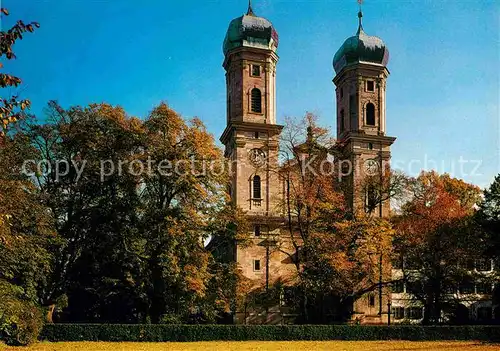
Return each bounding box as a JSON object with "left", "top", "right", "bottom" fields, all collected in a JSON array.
[
  {"left": 148, "top": 252, "right": 165, "bottom": 324},
  {"left": 301, "top": 290, "right": 309, "bottom": 323},
  {"left": 46, "top": 304, "right": 56, "bottom": 323}
]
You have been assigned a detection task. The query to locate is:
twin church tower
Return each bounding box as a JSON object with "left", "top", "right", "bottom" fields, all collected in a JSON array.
[{"left": 218, "top": 2, "right": 395, "bottom": 323}]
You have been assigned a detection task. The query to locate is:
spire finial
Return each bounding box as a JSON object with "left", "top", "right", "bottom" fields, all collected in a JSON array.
[
  {"left": 357, "top": 0, "right": 364, "bottom": 34},
  {"left": 247, "top": 0, "right": 255, "bottom": 16}
]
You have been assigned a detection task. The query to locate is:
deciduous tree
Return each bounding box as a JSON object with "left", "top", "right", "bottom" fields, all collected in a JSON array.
[
  {"left": 26, "top": 101, "right": 244, "bottom": 324},
  {"left": 394, "top": 171, "right": 484, "bottom": 324},
  {"left": 0, "top": 7, "right": 39, "bottom": 138},
  {"left": 0, "top": 8, "right": 48, "bottom": 345},
  {"left": 275, "top": 114, "right": 396, "bottom": 322}
]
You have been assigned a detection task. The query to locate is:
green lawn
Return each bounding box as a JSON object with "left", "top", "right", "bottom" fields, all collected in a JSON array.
[{"left": 2, "top": 341, "right": 499, "bottom": 351}]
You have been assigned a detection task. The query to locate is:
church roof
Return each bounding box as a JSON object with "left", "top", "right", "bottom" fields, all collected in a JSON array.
[
  {"left": 333, "top": 11, "right": 389, "bottom": 73},
  {"left": 223, "top": 3, "right": 278, "bottom": 55}
]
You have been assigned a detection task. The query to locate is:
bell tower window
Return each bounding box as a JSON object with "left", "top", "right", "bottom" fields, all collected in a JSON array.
[
  {"left": 251, "top": 65, "right": 261, "bottom": 77},
  {"left": 366, "top": 80, "right": 375, "bottom": 92},
  {"left": 366, "top": 103, "right": 375, "bottom": 126},
  {"left": 251, "top": 88, "right": 262, "bottom": 113},
  {"left": 253, "top": 175, "right": 261, "bottom": 199}
]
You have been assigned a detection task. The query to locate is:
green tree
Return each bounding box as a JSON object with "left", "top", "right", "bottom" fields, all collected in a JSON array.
[
  {"left": 478, "top": 174, "right": 500, "bottom": 246},
  {"left": 26, "top": 101, "right": 243, "bottom": 324},
  {"left": 478, "top": 174, "right": 500, "bottom": 309},
  {"left": 0, "top": 135, "right": 54, "bottom": 344},
  {"left": 26, "top": 101, "right": 146, "bottom": 322},
  {"left": 136, "top": 103, "right": 230, "bottom": 323}
]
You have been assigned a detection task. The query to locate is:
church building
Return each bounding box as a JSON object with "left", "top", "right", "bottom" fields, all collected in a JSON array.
[{"left": 218, "top": 2, "right": 395, "bottom": 324}]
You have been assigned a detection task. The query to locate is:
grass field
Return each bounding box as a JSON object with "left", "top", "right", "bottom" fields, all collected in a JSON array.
[{"left": 2, "top": 341, "right": 499, "bottom": 351}]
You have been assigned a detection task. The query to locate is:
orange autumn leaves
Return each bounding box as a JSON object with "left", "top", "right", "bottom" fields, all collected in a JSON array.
[
  {"left": 396, "top": 171, "right": 481, "bottom": 246},
  {"left": 0, "top": 8, "right": 39, "bottom": 136},
  {"left": 314, "top": 218, "right": 394, "bottom": 296}
]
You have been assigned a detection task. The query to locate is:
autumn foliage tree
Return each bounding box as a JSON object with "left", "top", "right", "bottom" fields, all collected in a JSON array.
[
  {"left": 23, "top": 101, "right": 245, "bottom": 324},
  {"left": 305, "top": 217, "right": 394, "bottom": 321},
  {"left": 137, "top": 103, "right": 232, "bottom": 323},
  {"left": 276, "top": 114, "right": 396, "bottom": 322},
  {"left": 0, "top": 7, "right": 39, "bottom": 138},
  {"left": 26, "top": 101, "right": 146, "bottom": 323},
  {"left": 0, "top": 8, "right": 49, "bottom": 345},
  {"left": 0, "top": 134, "right": 53, "bottom": 345},
  {"left": 394, "top": 171, "right": 483, "bottom": 324},
  {"left": 275, "top": 114, "right": 344, "bottom": 321}
]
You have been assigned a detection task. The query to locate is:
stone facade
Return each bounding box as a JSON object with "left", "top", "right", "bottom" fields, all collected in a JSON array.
[
  {"left": 219, "top": 11, "right": 293, "bottom": 303},
  {"left": 332, "top": 62, "right": 396, "bottom": 325},
  {"left": 219, "top": 7, "right": 396, "bottom": 325},
  {"left": 215, "top": 6, "right": 498, "bottom": 326},
  {"left": 333, "top": 63, "right": 396, "bottom": 218}
]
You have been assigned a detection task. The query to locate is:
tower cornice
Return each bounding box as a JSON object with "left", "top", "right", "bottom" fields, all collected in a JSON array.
[
  {"left": 339, "top": 131, "right": 396, "bottom": 146},
  {"left": 220, "top": 121, "right": 284, "bottom": 145},
  {"left": 223, "top": 46, "right": 279, "bottom": 70},
  {"left": 333, "top": 62, "right": 389, "bottom": 85}
]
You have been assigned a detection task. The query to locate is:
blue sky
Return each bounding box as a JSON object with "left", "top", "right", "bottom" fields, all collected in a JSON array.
[{"left": 3, "top": 0, "right": 499, "bottom": 188}]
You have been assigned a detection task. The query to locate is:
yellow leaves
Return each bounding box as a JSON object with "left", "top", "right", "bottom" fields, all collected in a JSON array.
[
  {"left": 0, "top": 214, "right": 11, "bottom": 233},
  {"left": 313, "top": 217, "right": 395, "bottom": 292},
  {"left": 92, "top": 103, "right": 129, "bottom": 127},
  {"left": 0, "top": 74, "right": 23, "bottom": 87},
  {"left": 333, "top": 217, "right": 394, "bottom": 254},
  {"left": 128, "top": 116, "right": 144, "bottom": 133},
  {"left": 214, "top": 298, "right": 231, "bottom": 312},
  {"left": 184, "top": 263, "right": 208, "bottom": 297}
]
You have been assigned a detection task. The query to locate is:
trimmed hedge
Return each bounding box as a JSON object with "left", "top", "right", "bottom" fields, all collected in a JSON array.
[{"left": 39, "top": 324, "right": 500, "bottom": 342}]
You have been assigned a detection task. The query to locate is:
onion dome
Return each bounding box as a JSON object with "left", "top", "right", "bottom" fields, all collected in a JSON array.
[
  {"left": 333, "top": 11, "right": 389, "bottom": 73},
  {"left": 223, "top": 1, "right": 279, "bottom": 55}
]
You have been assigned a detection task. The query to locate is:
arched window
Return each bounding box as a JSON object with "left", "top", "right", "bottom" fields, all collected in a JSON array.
[
  {"left": 251, "top": 88, "right": 262, "bottom": 113},
  {"left": 253, "top": 175, "right": 261, "bottom": 199},
  {"left": 366, "top": 103, "right": 375, "bottom": 126},
  {"left": 340, "top": 109, "right": 345, "bottom": 132}
]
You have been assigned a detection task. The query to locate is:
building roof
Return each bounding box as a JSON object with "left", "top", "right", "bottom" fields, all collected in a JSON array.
[
  {"left": 333, "top": 11, "right": 389, "bottom": 73},
  {"left": 223, "top": 3, "right": 279, "bottom": 55}
]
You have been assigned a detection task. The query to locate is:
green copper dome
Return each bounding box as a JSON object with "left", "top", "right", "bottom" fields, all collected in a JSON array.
[
  {"left": 223, "top": 5, "right": 278, "bottom": 55},
  {"left": 333, "top": 12, "right": 389, "bottom": 73}
]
